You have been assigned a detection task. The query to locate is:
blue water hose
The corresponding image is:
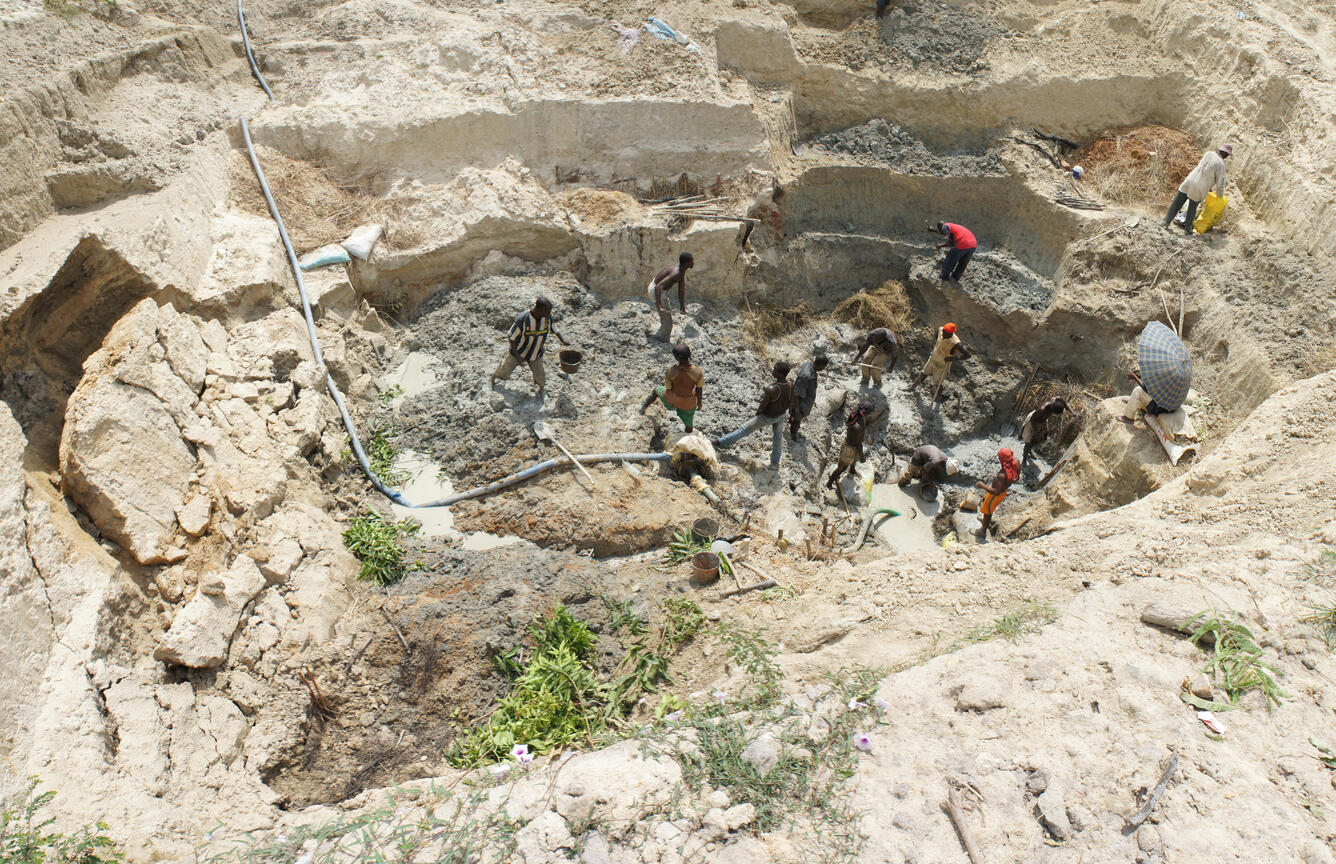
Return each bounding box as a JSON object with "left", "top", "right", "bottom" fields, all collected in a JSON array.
[{"left": 235, "top": 11, "right": 673, "bottom": 509}]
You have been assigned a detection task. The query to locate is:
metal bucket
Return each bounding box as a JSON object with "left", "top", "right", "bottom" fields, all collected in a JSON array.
[
  {"left": 691, "top": 552, "right": 720, "bottom": 585},
  {"left": 691, "top": 517, "right": 719, "bottom": 542},
  {"left": 558, "top": 349, "right": 583, "bottom": 374}
]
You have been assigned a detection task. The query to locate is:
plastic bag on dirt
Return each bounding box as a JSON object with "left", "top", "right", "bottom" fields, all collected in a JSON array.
[
  {"left": 341, "top": 224, "right": 383, "bottom": 261},
  {"left": 299, "top": 244, "right": 351, "bottom": 271},
  {"left": 644, "top": 17, "right": 702, "bottom": 54},
  {"left": 669, "top": 431, "right": 720, "bottom": 475},
  {"left": 1193, "top": 193, "right": 1227, "bottom": 234}
]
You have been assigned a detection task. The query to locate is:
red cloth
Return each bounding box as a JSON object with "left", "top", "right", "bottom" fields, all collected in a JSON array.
[
  {"left": 944, "top": 223, "right": 977, "bottom": 250},
  {"left": 998, "top": 448, "right": 1020, "bottom": 482}
]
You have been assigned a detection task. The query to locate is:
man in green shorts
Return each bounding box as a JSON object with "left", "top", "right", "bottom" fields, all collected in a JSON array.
[{"left": 640, "top": 342, "right": 704, "bottom": 432}]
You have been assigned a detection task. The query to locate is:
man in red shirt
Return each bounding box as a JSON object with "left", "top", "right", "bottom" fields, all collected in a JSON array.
[{"left": 929, "top": 221, "right": 977, "bottom": 283}]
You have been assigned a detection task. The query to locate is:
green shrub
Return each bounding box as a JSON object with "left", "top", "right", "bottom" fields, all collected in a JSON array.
[
  {"left": 1, "top": 777, "right": 123, "bottom": 864},
  {"left": 341, "top": 510, "right": 419, "bottom": 586}
]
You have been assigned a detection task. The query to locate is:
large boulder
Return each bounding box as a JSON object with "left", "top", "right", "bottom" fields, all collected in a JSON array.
[
  {"left": 155, "top": 555, "right": 265, "bottom": 668},
  {"left": 59, "top": 299, "right": 205, "bottom": 563}
]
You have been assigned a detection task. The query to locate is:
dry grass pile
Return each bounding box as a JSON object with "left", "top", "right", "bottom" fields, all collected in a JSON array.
[
  {"left": 742, "top": 300, "right": 815, "bottom": 355},
  {"left": 229, "top": 148, "right": 424, "bottom": 253},
  {"left": 1073, "top": 125, "right": 1200, "bottom": 207},
  {"left": 557, "top": 188, "right": 645, "bottom": 226},
  {"left": 833, "top": 280, "right": 914, "bottom": 332}
]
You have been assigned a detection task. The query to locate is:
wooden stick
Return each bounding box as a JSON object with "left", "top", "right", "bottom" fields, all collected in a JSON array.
[
  {"left": 1158, "top": 288, "right": 1177, "bottom": 334},
  {"left": 1032, "top": 458, "right": 1068, "bottom": 491},
  {"left": 380, "top": 607, "right": 411, "bottom": 653},
  {"left": 1178, "top": 285, "right": 1186, "bottom": 335},
  {"left": 1125, "top": 753, "right": 1179, "bottom": 830},
  {"left": 736, "top": 559, "right": 772, "bottom": 582},
  {"left": 551, "top": 437, "right": 596, "bottom": 488},
  {"left": 1140, "top": 606, "right": 1213, "bottom": 644},
  {"left": 720, "top": 578, "right": 776, "bottom": 598},
  {"left": 943, "top": 787, "right": 983, "bottom": 864}
]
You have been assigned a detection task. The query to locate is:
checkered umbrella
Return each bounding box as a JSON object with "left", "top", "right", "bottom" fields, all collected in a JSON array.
[{"left": 1137, "top": 321, "right": 1192, "bottom": 411}]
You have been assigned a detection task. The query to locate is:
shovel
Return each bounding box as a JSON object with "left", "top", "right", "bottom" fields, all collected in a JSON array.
[
  {"left": 1085, "top": 215, "right": 1140, "bottom": 243},
  {"left": 533, "top": 421, "right": 595, "bottom": 488}
]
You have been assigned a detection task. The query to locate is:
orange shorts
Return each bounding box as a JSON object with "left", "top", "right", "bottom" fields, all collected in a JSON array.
[{"left": 980, "top": 490, "right": 1008, "bottom": 516}]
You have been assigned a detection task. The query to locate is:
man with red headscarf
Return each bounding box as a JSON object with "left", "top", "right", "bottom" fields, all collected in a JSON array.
[{"left": 975, "top": 448, "right": 1019, "bottom": 539}]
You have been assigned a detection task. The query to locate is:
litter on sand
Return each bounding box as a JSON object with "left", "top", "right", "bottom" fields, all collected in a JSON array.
[
  {"left": 298, "top": 244, "right": 351, "bottom": 271},
  {"left": 609, "top": 23, "right": 641, "bottom": 54},
  {"left": 644, "top": 17, "right": 702, "bottom": 54},
  {"left": 1197, "top": 710, "right": 1225, "bottom": 734},
  {"left": 341, "top": 224, "right": 383, "bottom": 261}
]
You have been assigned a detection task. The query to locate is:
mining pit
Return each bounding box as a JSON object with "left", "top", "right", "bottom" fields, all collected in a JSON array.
[{"left": 4, "top": 0, "right": 1336, "bottom": 861}]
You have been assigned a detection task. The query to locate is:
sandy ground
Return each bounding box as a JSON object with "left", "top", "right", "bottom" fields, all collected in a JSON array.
[{"left": 3, "top": 0, "right": 1336, "bottom": 860}]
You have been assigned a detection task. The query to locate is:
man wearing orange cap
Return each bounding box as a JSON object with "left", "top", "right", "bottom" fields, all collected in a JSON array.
[
  {"left": 910, "top": 322, "right": 971, "bottom": 403},
  {"left": 975, "top": 448, "right": 1020, "bottom": 539}
]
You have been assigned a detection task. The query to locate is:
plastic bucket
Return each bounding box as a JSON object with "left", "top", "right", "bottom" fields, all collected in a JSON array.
[
  {"left": 691, "top": 517, "right": 719, "bottom": 542},
  {"left": 558, "top": 349, "right": 583, "bottom": 374},
  {"left": 691, "top": 552, "right": 720, "bottom": 585}
]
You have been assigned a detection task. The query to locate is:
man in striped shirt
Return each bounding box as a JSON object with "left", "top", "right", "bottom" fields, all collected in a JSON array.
[{"left": 491, "top": 296, "right": 567, "bottom": 397}]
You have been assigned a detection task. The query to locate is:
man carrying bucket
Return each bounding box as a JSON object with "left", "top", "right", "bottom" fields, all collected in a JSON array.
[
  {"left": 492, "top": 296, "right": 567, "bottom": 400},
  {"left": 640, "top": 342, "right": 705, "bottom": 432},
  {"left": 1163, "top": 144, "right": 1231, "bottom": 236}
]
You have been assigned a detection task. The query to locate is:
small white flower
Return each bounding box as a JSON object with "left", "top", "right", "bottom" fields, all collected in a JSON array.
[
  {"left": 512, "top": 743, "right": 534, "bottom": 765},
  {"left": 712, "top": 689, "right": 727, "bottom": 705},
  {"left": 848, "top": 697, "right": 865, "bottom": 710},
  {"left": 854, "top": 732, "right": 873, "bottom": 753},
  {"left": 489, "top": 763, "right": 510, "bottom": 782},
  {"left": 665, "top": 710, "right": 684, "bottom": 725}
]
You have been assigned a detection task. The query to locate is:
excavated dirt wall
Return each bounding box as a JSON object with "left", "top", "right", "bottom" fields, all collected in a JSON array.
[{"left": 4, "top": 1, "right": 1336, "bottom": 862}]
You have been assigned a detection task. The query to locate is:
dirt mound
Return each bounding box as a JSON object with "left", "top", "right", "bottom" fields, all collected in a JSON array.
[
  {"left": 262, "top": 543, "right": 625, "bottom": 808},
  {"left": 228, "top": 148, "right": 424, "bottom": 253},
  {"left": 1072, "top": 125, "right": 1201, "bottom": 207},
  {"left": 811, "top": 119, "right": 1004, "bottom": 175},
  {"left": 454, "top": 469, "right": 712, "bottom": 558}
]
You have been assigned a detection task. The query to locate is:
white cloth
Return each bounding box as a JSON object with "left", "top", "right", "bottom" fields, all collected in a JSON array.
[
  {"left": 1178, "top": 151, "right": 1227, "bottom": 203},
  {"left": 1122, "top": 385, "right": 1152, "bottom": 420}
]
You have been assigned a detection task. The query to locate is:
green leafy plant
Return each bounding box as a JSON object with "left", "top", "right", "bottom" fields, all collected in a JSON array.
[
  {"left": 199, "top": 782, "right": 518, "bottom": 863},
  {"left": 1187, "top": 610, "right": 1286, "bottom": 711},
  {"left": 663, "top": 531, "right": 711, "bottom": 566},
  {"left": 1, "top": 777, "right": 123, "bottom": 864},
  {"left": 378, "top": 384, "right": 404, "bottom": 406},
  {"left": 1297, "top": 547, "right": 1336, "bottom": 587},
  {"left": 606, "top": 598, "right": 705, "bottom": 718},
  {"left": 958, "top": 601, "right": 1059, "bottom": 646},
  {"left": 714, "top": 624, "right": 782, "bottom": 708},
  {"left": 664, "top": 663, "right": 885, "bottom": 862},
  {"left": 452, "top": 600, "right": 704, "bottom": 769},
  {"left": 341, "top": 510, "right": 419, "bottom": 586},
  {"left": 1301, "top": 601, "right": 1336, "bottom": 648}
]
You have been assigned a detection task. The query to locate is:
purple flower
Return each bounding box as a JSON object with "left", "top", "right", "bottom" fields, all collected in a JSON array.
[
  {"left": 713, "top": 689, "right": 727, "bottom": 705},
  {"left": 665, "top": 710, "right": 684, "bottom": 725},
  {"left": 489, "top": 763, "right": 510, "bottom": 782},
  {"left": 874, "top": 698, "right": 890, "bottom": 711},
  {"left": 854, "top": 732, "right": 873, "bottom": 753},
  {"left": 512, "top": 744, "right": 534, "bottom": 765}
]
